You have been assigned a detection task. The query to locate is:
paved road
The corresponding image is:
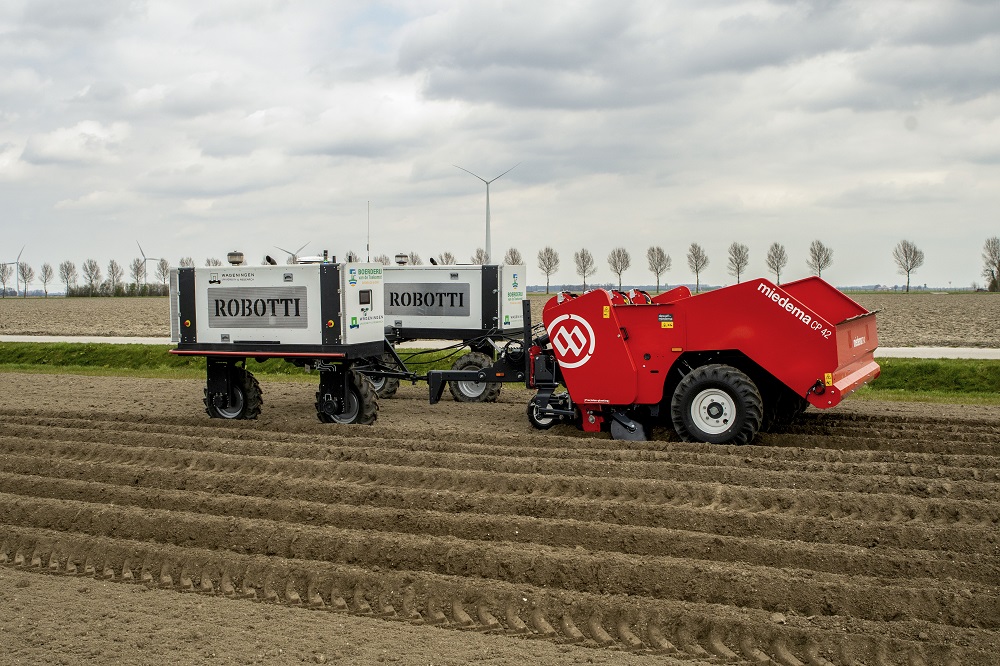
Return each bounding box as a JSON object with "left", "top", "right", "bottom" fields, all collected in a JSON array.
[{"left": 2, "top": 336, "right": 999, "bottom": 358}]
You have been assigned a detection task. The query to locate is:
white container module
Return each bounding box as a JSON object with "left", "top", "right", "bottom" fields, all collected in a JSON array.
[
  {"left": 171, "top": 263, "right": 385, "bottom": 350},
  {"left": 382, "top": 264, "right": 526, "bottom": 340}
]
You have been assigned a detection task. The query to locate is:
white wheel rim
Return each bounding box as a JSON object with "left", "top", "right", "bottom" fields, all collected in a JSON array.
[
  {"left": 690, "top": 388, "right": 735, "bottom": 435},
  {"left": 531, "top": 406, "right": 555, "bottom": 426}
]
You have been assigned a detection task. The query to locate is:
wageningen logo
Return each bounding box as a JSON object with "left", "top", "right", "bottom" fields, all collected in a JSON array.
[{"left": 547, "top": 314, "right": 596, "bottom": 369}]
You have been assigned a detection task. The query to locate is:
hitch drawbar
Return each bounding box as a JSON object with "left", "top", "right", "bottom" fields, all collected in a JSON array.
[{"left": 426, "top": 300, "right": 534, "bottom": 404}]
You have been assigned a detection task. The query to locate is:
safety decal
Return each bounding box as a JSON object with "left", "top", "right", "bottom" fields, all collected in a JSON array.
[{"left": 658, "top": 313, "right": 674, "bottom": 329}]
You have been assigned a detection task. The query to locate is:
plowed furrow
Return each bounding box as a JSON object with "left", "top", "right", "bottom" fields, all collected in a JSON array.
[
  {"left": 2, "top": 452, "right": 993, "bottom": 559},
  {"left": 7, "top": 408, "right": 1000, "bottom": 457},
  {"left": 7, "top": 414, "right": 1000, "bottom": 487},
  {"left": 5, "top": 525, "right": 989, "bottom": 666},
  {"left": 2, "top": 494, "right": 996, "bottom": 630},
  {"left": 4, "top": 437, "right": 998, "bottom": 532},
  {"left": 5, "top": 428, "right": 997, "bottom": 502},
  {"left": 4, "top": 470, "right": 996, "bottom": 587}
]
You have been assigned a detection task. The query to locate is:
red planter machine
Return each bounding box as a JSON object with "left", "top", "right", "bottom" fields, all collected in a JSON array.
[{"left": 521, "top": 276, "right": 880, "bottom": 445}]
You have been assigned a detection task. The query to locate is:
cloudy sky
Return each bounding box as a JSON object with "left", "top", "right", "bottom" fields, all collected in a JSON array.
[{"left": 2, "top": 0, "right": 999, "bottom": 289}]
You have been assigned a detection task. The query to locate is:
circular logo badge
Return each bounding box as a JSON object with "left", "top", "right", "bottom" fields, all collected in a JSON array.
[{"left": 547, "top": 314, "right": 596, "bottom": 369}]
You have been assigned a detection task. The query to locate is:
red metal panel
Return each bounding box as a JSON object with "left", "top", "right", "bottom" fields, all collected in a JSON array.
[{"left": 543, "top": 290, "right": 639, "bottom": 406}]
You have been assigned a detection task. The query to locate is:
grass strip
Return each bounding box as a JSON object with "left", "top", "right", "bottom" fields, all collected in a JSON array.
[
  {"left": 0, "top": 343, "right": 996, "bottom": 403},
  {"left": 0, "top": 342, "right": 462, "bottom": 380}
]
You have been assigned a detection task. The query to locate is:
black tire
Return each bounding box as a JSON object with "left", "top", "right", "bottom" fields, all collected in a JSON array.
[
  {"left": 204, "top": 368, "right": 263, "bottom": 420},
  {"left": 670, "top": 364, "right": 762, "bottom": 445},
  {"left": 316, "top": 370, "right": 378, "bottom": 425},
  {"left": 526, "top": 401, "right": 559, "bottom": 430},
  {"left": 367, "top": 352, "right": 401, "bottom": 399},
  {"left": 448, "top": 351, "right": 502, "bottom": 403}
]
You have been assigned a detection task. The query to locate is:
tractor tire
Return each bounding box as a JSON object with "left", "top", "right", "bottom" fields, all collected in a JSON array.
[
  {"left": 670, "top": 364, "right": 762, "bottom": 445},
  {"left": 368, "top": 352, "right": 401, "bottom": 399},
  {"left": 448, "top": 351, "right": 502, "bottom": 403},
  {"left": 204, "top": 368, "right": 263, "bottom": 420},
  {"left": 316, "top": 370, "right": 379, "bottom": 425}
]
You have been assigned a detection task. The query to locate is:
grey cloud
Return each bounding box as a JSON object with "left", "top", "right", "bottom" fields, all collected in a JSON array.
[{"left": 21, "top": 0, "right": 145, "bottom": 32}]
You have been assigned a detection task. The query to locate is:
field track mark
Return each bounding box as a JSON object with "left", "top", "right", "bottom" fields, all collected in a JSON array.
[
  {"left": 4, "top": 524, "right": 989, "bottom": 666},
  {"left": 2, "top": 493, "right": 997, "bottom": 630}
]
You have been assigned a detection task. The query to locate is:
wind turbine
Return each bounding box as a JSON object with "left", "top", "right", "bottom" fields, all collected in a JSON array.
[
  {"left": 453, "top": 163, "right": 519, "bottom": 263},
  {"left": 136, "top": 241, "right": 162, "bottom": 285},
  {"left": 3, "top": 246, "right": 25, "bottom": 296},
  {"left": 276, "top": 242, "right": 309, "bottom": 264}
]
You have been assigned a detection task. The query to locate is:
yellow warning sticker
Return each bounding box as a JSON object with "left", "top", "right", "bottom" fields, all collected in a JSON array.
[
  {"left": 824, "top": 372, "right": 833, "bottom": 386},
  {"left": 603, "top": 306, "right": 610, "bottom": 318},
  {"left": 661, "top": 322, "right": 673, "bottom": 329}
]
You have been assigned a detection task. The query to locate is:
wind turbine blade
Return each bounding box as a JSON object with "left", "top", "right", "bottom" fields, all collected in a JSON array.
[
  {"left": 295, "top": 242, "right": 309, "bottom": 255},
  {"left": 488, "top": 162, "right": 520, "bottom": 183},
  {"left": 453, "top": 164, "right": 488, "bottom": 183},
  {"left": 276, "top": 246, "right": 293, "bottom": 255},
  {"left": 136, "top": 241, "right": 146, "bottom": 259}
]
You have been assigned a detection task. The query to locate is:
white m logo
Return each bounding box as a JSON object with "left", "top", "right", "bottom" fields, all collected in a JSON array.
[{"left": 547, "top": 314, "right": 596, "bottom": 369}]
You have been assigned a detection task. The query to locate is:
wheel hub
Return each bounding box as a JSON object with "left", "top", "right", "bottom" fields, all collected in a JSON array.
[{"left": 691, "top": 388, "right": 735, "bottom": 435}]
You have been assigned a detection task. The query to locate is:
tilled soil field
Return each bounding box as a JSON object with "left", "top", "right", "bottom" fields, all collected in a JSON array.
[{"left": 0, "top": 373, "right": 997, "bottom": 665}]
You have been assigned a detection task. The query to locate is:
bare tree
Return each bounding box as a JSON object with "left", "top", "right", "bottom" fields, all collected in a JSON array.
[
  {"left": 806, "top": 240, "right": 833, "bottom": 277},
  {"left": 574, "top": 248, "right": 597, "bottom": 290},
  {"left": 536, "top": 246, "right": 560, "bottom": 294},
  {"left": 59, "top": 261, "right": 77, "bottom": 292},
  {"left": 40, "top": 263, "right": 54, "bottom": 297},
  {"left": 373, "top": 254, "right": 390, "bottom": 266},
  {"left": 407, "top": 251, "right": 423, "bottom": 266},
  {"left": 471, "top": 248, "right": 489, "bottom": 265},
  {"left": 82, "top": 259, "right": 101, "bottom": 295},
  {"left": 726, "top": 243, "right": 750, "bottom": 284},
  {"left": 0, "top": 263, "right": 11, "bottom": 297},
  {"left": 607, "top": 247, "right": 631, "bottom": 290},
  {"left": 155, "top": 258, "right": 170, "bottom": 285},
  {"left": 982, "top": 236, "right": 1000, "bottom": 292},
  {"left": 503, "top": 247, "right": 523, "bottom": 265},
  {"left": 206, "top": 258, "right": 223, "bottom": 267},
  {"left": 345, "top": 250, "right": 359, "bottom": 262},
  {"left": 18, "top": 262, "right": 34, "bottom": 297},
  {"left": 646, "top": 246, "right": 671, "bottom": 293},
  {"left": 765, "top": 242, "right": 788, "bottom": 285},
  {"left": 107, "top": 259, "right": 124, "bottom": 295},
  {"left": 687, "top": 243, "right": 709, "bottom": 293},
  {"left": 437, "top": 252, "right": 457, "bottom": 265},
  {"left": 179, "top": 257, "right": 195, "bottom": 268},
  {"left": 892, "top": 239, "right": 924, "bottom": 293},
  {"left": 130, "top": 257, "right": 145, "bottom": 287}
]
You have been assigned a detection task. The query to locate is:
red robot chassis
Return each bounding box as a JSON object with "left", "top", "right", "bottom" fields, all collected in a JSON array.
[{"left": 525, "top": 276, "right": 880, "bottom": 445}]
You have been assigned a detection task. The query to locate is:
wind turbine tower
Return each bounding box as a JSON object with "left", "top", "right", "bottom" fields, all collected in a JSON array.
[
  {"left": 454, "top": 163, "right": 519, "bottom": 263},
  {"left": 136, "top": 241, "right": 162, "bottom": 285}
]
